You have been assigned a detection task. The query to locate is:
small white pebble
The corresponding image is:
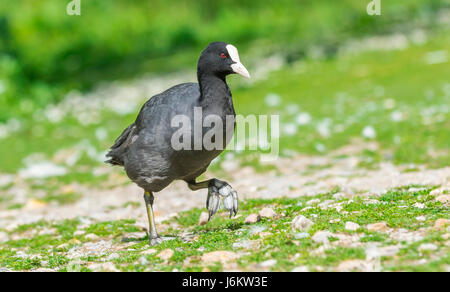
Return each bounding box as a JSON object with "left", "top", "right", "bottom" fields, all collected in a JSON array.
[
  {"left": 306, "top": 199, "right": 320, "bottom": 206},
  {"left": 259, "top": 208, "right": 276, "bottom": 219},
  {"left": 362, "top": 126, "right": 376, "bottom": 139},
  {"left": 413, "top": 202, "right": 425, "bottom": 209},
  {"left": 85, "top": 233, "right": 99, "bottom": 240},
  {"left": 418, "top": 243, "right": 438, "bottom": 251},
  {"left": 416, "top": 216, "right": 426, "bottom": 221},
  {"left": 345, "top": 222, "right": 360, "bottom": 231},
  {"left": 259, "top": 259, "right": 277, "bottom": 268}
]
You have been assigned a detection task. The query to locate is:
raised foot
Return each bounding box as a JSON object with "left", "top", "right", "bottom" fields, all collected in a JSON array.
[
  {"left": 207, "top": 180, "right": 238, "bottom": 220},
  {"left": 149, "top": 236, "right": 163, "bottom": 246}
]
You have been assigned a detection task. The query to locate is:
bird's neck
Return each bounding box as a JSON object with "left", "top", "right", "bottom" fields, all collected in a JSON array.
[{"left": 197, "top": 74, "right": 233, "bottom": 112}]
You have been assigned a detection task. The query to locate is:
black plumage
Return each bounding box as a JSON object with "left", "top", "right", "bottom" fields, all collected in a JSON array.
[{"left": 106, "top": 42, "right": 250, "bottom": 245}]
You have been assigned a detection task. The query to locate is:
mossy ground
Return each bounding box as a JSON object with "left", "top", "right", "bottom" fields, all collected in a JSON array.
[{"left": 0, "top": 186, "right": 448, "bottom": 272}]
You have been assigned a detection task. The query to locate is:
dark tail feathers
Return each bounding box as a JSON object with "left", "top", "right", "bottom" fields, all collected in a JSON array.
[{"left": 105, "top": 123, "right": 136, "bottom": 166}]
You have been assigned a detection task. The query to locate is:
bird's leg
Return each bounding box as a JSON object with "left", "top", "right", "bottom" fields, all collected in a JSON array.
[
  {"left": 188, "top": 179, "right": 238, "bottom": 220},
  {"left": 143, "top": 191, "right": 163, "bottom": 246}
]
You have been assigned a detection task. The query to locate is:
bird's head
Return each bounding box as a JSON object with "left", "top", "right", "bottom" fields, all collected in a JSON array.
[{"left": 198, "top": 42, "right": 250, "bottom": 79}]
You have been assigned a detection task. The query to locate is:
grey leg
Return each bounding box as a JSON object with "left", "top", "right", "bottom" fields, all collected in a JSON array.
[
  {"left": 188, "top": 178, "right": 238, "bottom": 220},
  {"left": 143, "top": 191, "right": 163, "bottom": 246}
]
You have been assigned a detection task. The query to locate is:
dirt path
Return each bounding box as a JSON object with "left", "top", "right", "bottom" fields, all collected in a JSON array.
[{"left": 1, "top": 142, "right": 448, "bottom": 232}]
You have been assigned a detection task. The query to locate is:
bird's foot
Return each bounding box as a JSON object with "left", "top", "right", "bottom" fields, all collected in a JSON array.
[
  {"left": 207, "top": 180, "right": 238, "bottom": 220},
  {"left": 149, "top": 235, "right": 163, "bottom": 246}
]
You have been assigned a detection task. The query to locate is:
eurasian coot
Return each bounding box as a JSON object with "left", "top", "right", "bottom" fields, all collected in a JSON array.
[{"left": 106, "top": 42, "right": 250, "bottom": 245}]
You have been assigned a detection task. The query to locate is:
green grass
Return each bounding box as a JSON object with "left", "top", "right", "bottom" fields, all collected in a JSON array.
[
  {"left": 229, "top": 30, "right": 450, "bottom": 168},
  {"left": 1, "top": 0, "right": 444, "bottom": 120},
  {"left": 0, "top": 31, "right": 448, "bottom": 177},
  {"left": 0, "top": 186, "right": 448, "bottom": 271}
]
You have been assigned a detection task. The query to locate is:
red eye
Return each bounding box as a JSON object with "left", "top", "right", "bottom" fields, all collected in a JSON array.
[{"left": 220, "top": 53, "right": 227, "bottom": 59}]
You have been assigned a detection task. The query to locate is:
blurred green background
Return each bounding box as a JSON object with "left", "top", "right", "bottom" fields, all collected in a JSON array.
[
  {"left": 0, "top": 0, "right": 447, "bottom": 117},
  {"left": 0, "top": 0, "right": 448, "bottom": 176}
]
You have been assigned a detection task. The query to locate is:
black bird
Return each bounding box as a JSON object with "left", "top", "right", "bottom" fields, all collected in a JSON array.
[{"left": 106, "top": 42, "right": 250, "bottom": 245}]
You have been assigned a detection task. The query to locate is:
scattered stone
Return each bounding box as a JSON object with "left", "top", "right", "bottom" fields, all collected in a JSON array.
[
  {"left": 336, "top": 260, "right": 379, "bottom": 272},
  {"left": 89, "top": 262, "right": 119, "bottom": 272},
  {"left": 365, "top": 244, "right": 400, "bottom": 260},
  {"left": 390, "top": 229, "right": 424, "bottom": 243},
  {"left": 38, "top": 228, "right": 57, "bottom": 236},
  {"left": 125, "top": 231, "right": 147, "bottom": 239},
  {"left": 60, "top": 184, "right": 75, "bottom": 194},
  {"left": 367, "top": 222, "right": 389, "bottom": 232},
  {"left": 329, "top": 218, "right": 341, "bottom": 224},
  {"left": 434, "top": 218, "right": 449, "bottom": 230},
  {"left": 14, "top": 251, "right": 28, "bottom": 258},
  {"left": 334, "top": 205, "right": 343, "bottom": 212},
  {"left": 436, "top": 195, "right": 450, "bottom": 204},
  {"left": 79, "top": 217, "right": 92, "bottom": 227},
  {"left": 232, "top": 240, "right": 258, "bottom": 249},
  {"left": 85, "top": 233, "right": 100, "bottom": 240},
  {"left": 332, "top": 192, "right": 346, "bottom": 200},
  {"left": 157, "top": 249, "right": 174, "bottom": 261},
  {"left": 364, "top": 199, "right": 380, "bottom": 205},
  {"left": 413, "top": 202, "right": 425, "bottom": 209},
  {"left": 416, "top": 215, "right": 426, "bottom": 221},
  {"left": 19, "top": 162, "right": 67, "bottom": 179},
  {"left": 291, "top": 215, "right": 313, "bottom": 231},
  {"left": 0, "top": 232, "right": 9, "bottom": 243},
  {"left": 332, "top": 233, "right": 361, "bottom": 247},
  {"left": 198, "top": 212, "right": 209, "bottom": 226},
  {"left": 32, "top": 268, "right": 56, "bottom": 272},
  {"left": 418, "top": 243, "right": 438, "bottom": 251},
  {"left": 68, "top": 238, "right": 81, "bottom": 245},
  {"left": 294, "top": 232, "right": 310, "bottom": 239},
  {"left": 201, "top": 251, "right": 239, "bottom": 264},
  {"left": 24, "top": 199, "right": 47, "bottom": 210},
  {"left": 430, "top": 188, "right": 447, "bottom": 196},
  {"left": 67, "top": 240, "right": 112, "bottom": 259},
  {"left": 291, "top": 266, "right": 309, "bottom": 272},
  {"left": 306, "top": 199, "right": 320, "bottom": 206},
  {"left": 312, "top": 231, "right": 333, "bottom": 244},
  {"left": 302, "top": 206, "right": 313, "bottom": 212},
  {"left": 0, "top": 174, "right": 14, "bottom": 187},
  {"left": 73, "top": 230, "right": 85, "bottom": 236},
  {"left": 249, "top": 225, "right": 267, "bottom": 235},
  {"left": 106, "top": 253, "right": 120, "bottom": 260},
  {"left": 244, "top": 214, "right": 261, "bottom": 224},
  {"left": 259, "top": 207, "right": 276, "bottom": 219},
  {"left": 139, "top": 256, "right": 149, "bottom": 265},
  {"left": 362, "top": 126, "right": 376, "bottom": 139},
  {"left": 408, "top": 187, "right": 427, "bottom": 193},
  {"left": 310, "top": 245, "right": 330, "bottom": 256},
  {"left": 259, "top": 259, "right": 277, "bottom": 268},
  {"left": 318, "top": 200, "right": 334, "bottom": 209},
  {"left": 142, "top": 248, "right": 157, "bottom": 255},
  {"left": 345, "top": 221, "right": 360, "bottom": 231}
]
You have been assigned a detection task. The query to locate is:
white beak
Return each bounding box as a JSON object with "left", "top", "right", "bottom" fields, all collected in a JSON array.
[
  {"left": 226, "top": 44, "right": 251, "bottom": 78},
  {"left": 231, "top": 62, "right": 251, "bottom": 78}
]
